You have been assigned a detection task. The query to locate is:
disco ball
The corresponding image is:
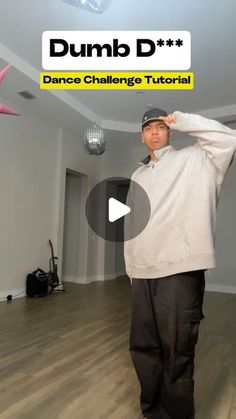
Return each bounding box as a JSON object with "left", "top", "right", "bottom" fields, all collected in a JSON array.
[
  {"left": 83, "top": 124, "right": 107, "bottom": 155},
  {"left": 62, "top": 0, "right": 112, "bottom": 13}
]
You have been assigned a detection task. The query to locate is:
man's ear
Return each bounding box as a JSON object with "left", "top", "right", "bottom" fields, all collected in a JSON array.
[
  {"left": 168, "top": 129, "right": 172, "bottom": 140},
  {"left": 141, "top": 132, "right": 145, "bottom": 143}
]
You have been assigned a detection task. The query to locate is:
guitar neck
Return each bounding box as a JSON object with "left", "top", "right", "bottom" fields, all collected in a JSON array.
[{"left": 49, "top": 240, "right": 56, "bottom": 263}]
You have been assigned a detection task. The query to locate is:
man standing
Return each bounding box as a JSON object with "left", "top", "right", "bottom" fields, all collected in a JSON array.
[{"left": 124, "top": 108, "right": 236, "bottom": 419}]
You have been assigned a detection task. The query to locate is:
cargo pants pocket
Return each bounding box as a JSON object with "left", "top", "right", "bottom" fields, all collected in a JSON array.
[{"left": 175, "top": 308, "right": 205, "bottom": 354}]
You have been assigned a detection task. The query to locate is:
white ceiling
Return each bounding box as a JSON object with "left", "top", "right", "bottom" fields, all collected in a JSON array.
[{"left": 0, "top": 0, "right": 236, "bottom": 144}]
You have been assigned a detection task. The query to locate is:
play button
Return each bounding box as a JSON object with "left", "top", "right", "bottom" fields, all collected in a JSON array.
[
  {"left": 108, "top": 198, "right": 130, "bottom": 222},
  {"left": 85, "top": 177, "right": 151, "bottom": 242}
]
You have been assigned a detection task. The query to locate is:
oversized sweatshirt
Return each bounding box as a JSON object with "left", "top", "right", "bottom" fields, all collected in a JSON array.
[{"left": 124, "top": 111, "right": 236, "bottom": 279}]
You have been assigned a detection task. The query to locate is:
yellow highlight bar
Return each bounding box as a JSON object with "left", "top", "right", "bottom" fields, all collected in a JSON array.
[{"left": 40, "top": 71, "right": 194, "bottom": 90}]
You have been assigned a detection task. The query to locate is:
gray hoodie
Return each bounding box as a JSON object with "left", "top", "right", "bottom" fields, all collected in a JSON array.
[{"left": 124, "top": 111, "right": 236, "bottom": 279}]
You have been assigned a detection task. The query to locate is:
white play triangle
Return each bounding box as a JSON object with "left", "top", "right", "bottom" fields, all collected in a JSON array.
[{"left": 108, "top": 198, "right": 130, "bottom": 222}]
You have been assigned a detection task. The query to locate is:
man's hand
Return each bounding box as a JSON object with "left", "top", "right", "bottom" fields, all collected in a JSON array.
[{"left": 158, "top": 113, "right": 176, "bottom": 125}]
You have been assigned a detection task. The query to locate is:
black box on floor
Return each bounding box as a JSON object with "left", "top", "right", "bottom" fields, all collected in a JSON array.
[{"left": 26, "top": 268, "right": 49, "bottom": 297}]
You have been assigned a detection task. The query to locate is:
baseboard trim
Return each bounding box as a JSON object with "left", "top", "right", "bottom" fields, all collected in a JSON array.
[
  {"left": 62, "top": 274, "right": 116, "bottom": 284},
  {"left": 206, "top": 283, "right": 236, "bottom": 294},
  {"left": 63, "top": 275, "right": 87, "bottom": 284},
  {"left": 0, "top": 289, "right": 26, "bottom": 301}
]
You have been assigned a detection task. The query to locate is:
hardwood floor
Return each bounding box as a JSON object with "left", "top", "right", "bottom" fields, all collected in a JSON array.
[{"left": 0, "top": 277, "right": 235, "bottom": 419}]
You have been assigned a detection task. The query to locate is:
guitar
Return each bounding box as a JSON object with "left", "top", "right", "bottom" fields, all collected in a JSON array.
[{"left": 48, "top": 239, "right": 59, "bottom": 289}]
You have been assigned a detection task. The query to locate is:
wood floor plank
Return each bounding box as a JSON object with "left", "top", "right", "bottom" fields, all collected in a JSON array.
[{"left": 0, "top": 277, "right": 235, "bottom": 418}]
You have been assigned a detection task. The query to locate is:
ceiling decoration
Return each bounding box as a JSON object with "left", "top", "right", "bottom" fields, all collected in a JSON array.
[
  {"left": 0, "top": 64, "right": 20, "bottom": 116},
  {"left": 83, "top": 123, "right": 107, "bottom": 155},
  {"left": 61, "top": 0, "right": 112, "bottom": 13}
]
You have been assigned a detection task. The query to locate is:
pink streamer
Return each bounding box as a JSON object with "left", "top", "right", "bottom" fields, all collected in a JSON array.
[
  {"left": 0, "top": 64, "right": 20, "bottom": 115},
  {"left": 0, "top": 64, "right": 11, "bottom": 83},
  {"left": 0, "top": 103, "right": 20, "bottom": 115}
]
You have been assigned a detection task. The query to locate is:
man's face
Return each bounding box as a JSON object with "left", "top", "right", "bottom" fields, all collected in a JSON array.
[{"left": 141, "top": 120, "right": 170, "bottom": 152}]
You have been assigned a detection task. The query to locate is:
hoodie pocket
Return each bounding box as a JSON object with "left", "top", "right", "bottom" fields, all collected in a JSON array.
[{"left": 133, "top": 222, "right": 190, "bottom": 266}]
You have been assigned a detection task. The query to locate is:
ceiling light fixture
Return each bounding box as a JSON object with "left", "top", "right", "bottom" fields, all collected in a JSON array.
[{"left": 62, "top": 0, "right": 112, "bottom": 13}]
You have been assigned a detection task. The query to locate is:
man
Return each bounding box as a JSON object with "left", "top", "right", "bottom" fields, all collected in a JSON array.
[{"left": 124, "top": 108, "right": 236, "bottom": 419}]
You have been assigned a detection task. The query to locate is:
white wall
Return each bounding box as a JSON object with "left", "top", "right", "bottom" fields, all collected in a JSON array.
[
  {"left": 0, "top": 105, "right": 105, "bottom": 294},
  {"left": 0, "top": 109, "right": 58, "bottom": 298},
  {"left": 209, "top": 169, "right": 236, "bottom": 291}
]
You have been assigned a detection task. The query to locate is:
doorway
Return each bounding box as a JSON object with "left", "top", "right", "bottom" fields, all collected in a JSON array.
[
  {"left": 62, "top": 169, "right": 88, "bottom": 283},
  {"left": 104, "top": 178, "right": 130, "bottom": 279}
]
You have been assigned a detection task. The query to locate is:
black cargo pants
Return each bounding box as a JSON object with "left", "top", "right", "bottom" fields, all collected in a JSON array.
[{"left": 129, "top": 270, "right": 205, "bottom": 419}]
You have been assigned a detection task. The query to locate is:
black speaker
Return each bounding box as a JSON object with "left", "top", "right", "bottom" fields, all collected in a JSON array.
[{"left": 26, "top": 269, "right": 49, "bottom": 297}]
